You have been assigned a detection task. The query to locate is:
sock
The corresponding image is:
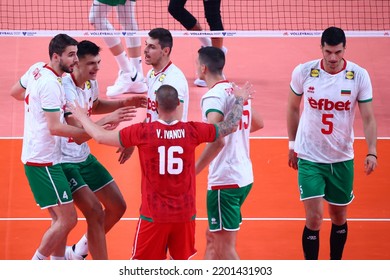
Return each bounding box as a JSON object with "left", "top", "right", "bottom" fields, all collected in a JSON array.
[
  {"left": 115, "top": 51, "right": 133, "bottom": 74},
  {"left": 302, "top": 226, "right": 319, "bottom": 260},
  {"left": 50, "top": 255, "right": 65, "bottom": 260},
  {"left": 129, "top": 56, "right": 143, "bottom": 76},
  {"left": 330, "top": 222, "right": 348, "bottom": 260},
  {"left": 74, "top": 234, "right": 89, "bottom": 257},
  {"left": 198, "top": 37, "right": 212, "bottom": 47},
  {"left": 32, "top": 250, "right": 48, "bottom": 260}
]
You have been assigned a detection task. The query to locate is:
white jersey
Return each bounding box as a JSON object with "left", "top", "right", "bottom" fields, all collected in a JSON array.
[
  {"left": 21, "top": 62, "right": 66, "bottom": 166},
  {"left": 146, "top": 61, "right": 189, "bottom": 122},
  {"left": 201, "top": 80, "right": 253, "bottom": 190},
  {"left": 290, "top": 59, "right": 373, "bottom": 163},
  {"left": 61, "top": 74, "right": 99, "bottom": 163}
]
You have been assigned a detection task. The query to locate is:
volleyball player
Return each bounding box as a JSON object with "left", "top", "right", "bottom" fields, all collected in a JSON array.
[
  {"left": 195, "top": 46, "right": 264, "bottom": 259},
  {"left": 67, "top": 83, "right": 253, "bottom": 259},
  {"left": 287, "top": 26, "right": 377, "bottom": 259},
  {"left": 61, "top": 40, "right": 146, "bottom": 260},
  {"left": 9, "top": 34, "right": 88, "bottom": 260},
  {"left": 116, "top": 27, "right": 189, "bottom": 164}
]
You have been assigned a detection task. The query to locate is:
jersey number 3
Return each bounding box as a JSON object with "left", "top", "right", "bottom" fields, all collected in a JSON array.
[{"left": 158, "top": 146, "right": 184, "bottom": 175}]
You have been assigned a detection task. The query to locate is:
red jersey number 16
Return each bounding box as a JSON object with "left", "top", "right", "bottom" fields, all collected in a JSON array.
[{"left": 158, "top": 146, "right": 184, "bottom": 175}]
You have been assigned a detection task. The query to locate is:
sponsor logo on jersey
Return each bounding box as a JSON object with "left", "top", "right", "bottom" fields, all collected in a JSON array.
[
  {"left": 345, "top": 71, "right": 355, "bottom": 80},
  {"left": 310, "top": 68, "right": 320, "bottom": 77},
  {"left": 158, "top": 73, "right": 166, "bottom": 82},
  {"left": 307, "top": 86, "right": 315, "bottom": 94},
  {"left": 147, "top": 97, "right": 157, "bottom": 112},
  {"left": 86, "top": 80, "right": 91, "bottom": 89},
  {"left": 308, "top": 97, "right": 351, "bottom": 111}
]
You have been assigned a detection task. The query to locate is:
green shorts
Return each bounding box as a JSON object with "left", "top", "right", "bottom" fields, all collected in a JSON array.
[
  {"left": 61, "top": 154, "right": 114, "bottom": 194},
  {"left": 24, "top": 164, "right": 73, "bottom": 209},
  {"left": 207, "top": 184, "right": 252, "bottom": 231},
  {"left": 298, "top": 158, "right": 354, "bottom": 205}
]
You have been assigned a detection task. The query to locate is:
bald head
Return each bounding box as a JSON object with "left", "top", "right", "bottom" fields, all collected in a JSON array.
[{"left": 156, "top": 85, "right": 180, "bottom": 113}]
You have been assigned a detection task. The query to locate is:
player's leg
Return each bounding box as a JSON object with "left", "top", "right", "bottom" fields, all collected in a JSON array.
[
  {"left": 118, "top": 0, "right": 144, "bottom": 76},
  {"left": 131, "top": 219, "right": 169, "bottom": 260},
  {"left": 298, "top": 159, "right": 328, "bottom": 259},
  {"left": 301, "top": 198, "right": 323, "bottom": 260},
  {"left": 89, "top": 0, "right": 144, "bottom": 96},
  {"left": 203, "top": 0, "right": 224, "bottom": 48},
  {"left": 95, "top": 181, "right": 127, "bottom": 233},
  {"left": 205, "top": 185, "right": 251, "bottom": 259},
  {"left": 62, "top": 158, "right": 107, "bottom": 260},
  {"left": 167, "top": 220, "right": 197, "bottom": 260},
  {"left": 26, "top": 164, "right": 77, "bottom": 260},
  {"left": 168, "top": 0, "right": 212, "bottom": 47},
  {"left": 72, "top": 187, "right": 107, "bottom": 259},
  {"left": 204, "top": 228, "right": 218, "bottom": 259},
  {"left": 326, "top": 160, "right": 354, "bottom": 260}
]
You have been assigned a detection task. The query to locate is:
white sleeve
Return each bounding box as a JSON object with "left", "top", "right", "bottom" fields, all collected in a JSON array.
[{"left": 290, "top": 64, "right": 304, "bottom": 95}]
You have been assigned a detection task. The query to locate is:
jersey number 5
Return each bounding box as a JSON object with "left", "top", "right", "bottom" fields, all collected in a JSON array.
[
  {"left": 158, "top": 146, "right": 183, "bottom": 175},
  {"left": 321, "top": 113, "right": 334, "bottom": 134}
]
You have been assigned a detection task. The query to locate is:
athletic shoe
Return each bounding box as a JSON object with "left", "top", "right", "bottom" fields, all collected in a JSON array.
[
  {"left": 194, "top": 78, "right": 207, "bottom": 87},
  {"left": 106, "top": 71, "right": 147, "bottom": 97},
  {"left": 64, "top": 245, "right": 87, "bottom": 260}
]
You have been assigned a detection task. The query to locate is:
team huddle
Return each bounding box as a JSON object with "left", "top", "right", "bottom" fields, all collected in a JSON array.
[{"left": 11, "top": 23, "right": 377, "bottom": 260}]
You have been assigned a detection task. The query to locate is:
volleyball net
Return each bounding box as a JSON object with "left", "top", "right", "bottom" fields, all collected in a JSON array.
[{"left": 1, "top": 0, "right": 389, "bottom": 37}]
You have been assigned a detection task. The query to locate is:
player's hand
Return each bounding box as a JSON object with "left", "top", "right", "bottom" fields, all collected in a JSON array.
[
  {"left": 104, "top": 106, "right": 137, "bottom": 126},
  {"left": 66, "top": 101, "right": 88, "bottom": 121},
  {"left": 102, "top": 123, "right": 119, "bottom": 131},
  {"left": 123, "top": 95, "right": 148, "bottom": 108},
  {"left": 288, "top": 149, "right": 298, "bottom": 170},
  {"left": 364, "top": 154, "right": 377, "bottom": 175},
  {"left": 231, "top": 81, "right": 254, "bottom": 102},
  {"left": 117, "top": 146, "right": 135, "bottom": 164}
]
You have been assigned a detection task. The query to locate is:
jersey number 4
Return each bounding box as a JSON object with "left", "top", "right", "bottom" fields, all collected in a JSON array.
[{"left": 158, "top": 146, "right": 183, "bottom": 175}]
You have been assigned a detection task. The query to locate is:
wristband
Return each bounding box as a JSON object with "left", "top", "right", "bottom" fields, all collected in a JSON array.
[
  {"left": 366, "top": 153, "right": 377, "bottom": 159},
  {"left": 288, "top": 141, "right": 295, "bottom": 150}
]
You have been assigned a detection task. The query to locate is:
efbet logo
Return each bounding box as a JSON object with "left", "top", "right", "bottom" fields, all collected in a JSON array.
[{"left": 308, "top": 97, "right": 351, "bottom": 111}]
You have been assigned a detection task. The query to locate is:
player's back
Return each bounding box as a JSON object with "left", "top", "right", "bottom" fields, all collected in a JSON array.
[{"left": 119, "top": 120, "right": 216, "bottom": 222}]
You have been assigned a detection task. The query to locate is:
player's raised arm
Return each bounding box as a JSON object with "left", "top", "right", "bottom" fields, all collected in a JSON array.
[{"left": 68, "top": 101, "right": 137, "bottom": 147}]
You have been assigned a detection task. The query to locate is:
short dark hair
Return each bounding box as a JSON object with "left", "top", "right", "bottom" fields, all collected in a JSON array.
[
  {"left": 148, "top": 28, "right": 173, "bottom": 54},
  {"left": 77, "top": 40, "right": 101, "bottom": 59},
  {"left": 321, "top": 26, "right": 346, "bottom": 47},
  {"left": 198, "top": 46, "right": 225, "bottom": 74},
  {"left": 156, "top": 84, "right": 179, "bottom": 112},
  {"left": 48, "top": 33, "right": 78, "bottom": 59}
]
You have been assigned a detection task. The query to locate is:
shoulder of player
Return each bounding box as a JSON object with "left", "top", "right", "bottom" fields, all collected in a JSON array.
[{"left": 203, "top": 82, "right": 232, "bottom": 98}]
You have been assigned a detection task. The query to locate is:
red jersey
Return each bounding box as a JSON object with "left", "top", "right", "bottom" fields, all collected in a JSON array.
[{"left": 119, "top": 120, "right": 217, "bottom": 223}]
